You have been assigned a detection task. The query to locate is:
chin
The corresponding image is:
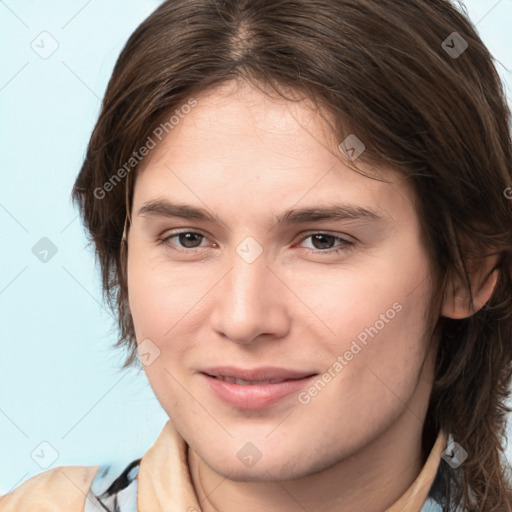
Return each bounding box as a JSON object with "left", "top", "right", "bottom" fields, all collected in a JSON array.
[{"left": 210, "top": 459, "right": 304, "bottom": 482}]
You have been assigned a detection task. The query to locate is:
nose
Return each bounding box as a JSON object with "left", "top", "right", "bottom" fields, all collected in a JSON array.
[{"left": 209, "top": 247, "right": 291, "bottom": 345}]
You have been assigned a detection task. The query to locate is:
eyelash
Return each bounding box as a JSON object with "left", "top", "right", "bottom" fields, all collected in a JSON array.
[{"left": 157, "top": 230, "right": 355, "bottom": 256}]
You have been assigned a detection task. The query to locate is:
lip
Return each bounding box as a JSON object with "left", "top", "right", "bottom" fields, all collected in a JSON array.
[
  {"left": 201, "top": 366, "right": 317, "bottom": 382},
  {"left": 200, "top": 366, "right": 318, "bottom": 410}
]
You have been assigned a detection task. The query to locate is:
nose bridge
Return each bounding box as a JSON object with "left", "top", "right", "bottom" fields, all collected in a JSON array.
[
  {"left": 227, "top": 247, "right": 270, "bottom": 318},
  {"left": 211, "top": 241, "right": 288, "bottom": 344}
]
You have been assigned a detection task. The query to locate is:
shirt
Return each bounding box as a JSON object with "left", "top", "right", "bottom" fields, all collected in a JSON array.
[{"left": 0, "top": 419, "right": 457, "bottom": 511}]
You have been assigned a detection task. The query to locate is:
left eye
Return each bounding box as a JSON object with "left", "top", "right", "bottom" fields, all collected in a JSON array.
[
  {"left": 159, "top": 231, "right": 208, "bottom": 250},
  {"left": 298, "top": 233, "right": 354, "bottom": 253}
]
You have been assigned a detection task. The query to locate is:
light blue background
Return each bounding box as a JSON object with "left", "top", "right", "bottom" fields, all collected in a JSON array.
[{"left": 1, "top": 0, "right": 511, "bottom": 494}]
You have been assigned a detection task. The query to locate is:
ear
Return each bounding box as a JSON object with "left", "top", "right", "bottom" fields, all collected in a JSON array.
[{"left": 441, "top": 254, "right": 500, "bottom": 319}]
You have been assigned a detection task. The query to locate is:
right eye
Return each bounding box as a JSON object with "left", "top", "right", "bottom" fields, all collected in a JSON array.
[{"left": 158, "top": 230, "right": 211, "bottom": 252}]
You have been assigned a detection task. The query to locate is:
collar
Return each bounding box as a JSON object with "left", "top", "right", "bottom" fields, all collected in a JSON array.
[
  {"left": 386, "top": 428, "right": 447, "bottom": 511},
  {"left": 138, "top": 420, "right": 447, "bottom": 512}
]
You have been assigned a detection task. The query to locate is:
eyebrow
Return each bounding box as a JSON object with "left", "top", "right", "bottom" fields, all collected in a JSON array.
[{"left": 137, "top": 198, "right": 384, "bottom": 226}]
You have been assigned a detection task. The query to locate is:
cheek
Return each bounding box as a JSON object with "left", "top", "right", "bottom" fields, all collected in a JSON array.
[
  {"left": 127, "top": 246, "right": 200, "bottom": 339},
  {"left": 126, "top": 247, "right": 214, "bottom": 398},
  {"left": 291, "top": 253, "right": 430, "bottom": 355},
  {"left": 292, "top": 284, "right": 433, "bottom": 450},
  {"left": 293, "top": 236, "right": 433, "bottom": 400},
  {"left": 126, "top": 250, "right": 194, "bottom": 404},
  {"left": 335, "top": 297, "right": 432, "bottom": 429}
]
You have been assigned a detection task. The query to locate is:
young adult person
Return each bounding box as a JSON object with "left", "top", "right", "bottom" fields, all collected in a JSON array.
[{"left": 2, "top": 1, "right": 511, "bottom": 510}]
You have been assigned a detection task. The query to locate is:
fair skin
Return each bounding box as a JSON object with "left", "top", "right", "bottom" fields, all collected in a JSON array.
[{"left": 125, "top": 78, "right": 497, "bottom": 512}]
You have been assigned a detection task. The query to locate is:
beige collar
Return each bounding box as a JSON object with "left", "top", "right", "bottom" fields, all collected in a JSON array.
[
  {"left": 386, "top": 428, "right": 447, "bottom": 511},
  {"left": 138, "top": 420, "right": 446, "bottom": 512}
]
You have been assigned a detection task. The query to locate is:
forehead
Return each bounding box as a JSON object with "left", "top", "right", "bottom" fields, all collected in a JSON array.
[{"left": 132, "top": 79, "right": 413, "bottom": 218}]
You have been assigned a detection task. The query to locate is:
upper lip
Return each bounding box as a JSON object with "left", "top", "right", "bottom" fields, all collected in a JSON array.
[{"left": 201, "top": 366, "right": 318, "bottom": 382}]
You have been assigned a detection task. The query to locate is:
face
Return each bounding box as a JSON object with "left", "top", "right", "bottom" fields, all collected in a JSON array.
[{"left": 126, "top": 79, "right": 437, "bottom": 481}]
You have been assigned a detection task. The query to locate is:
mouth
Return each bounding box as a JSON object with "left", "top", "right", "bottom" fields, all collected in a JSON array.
[
  {"left": 201, "top": 365, "right": 318, "bottom": 382},
  {"left": 204, "top": 374, "right": 316, "bottom": 385},
  {"left": 200, "top": 368, "right": 319, "bottom": 409}
]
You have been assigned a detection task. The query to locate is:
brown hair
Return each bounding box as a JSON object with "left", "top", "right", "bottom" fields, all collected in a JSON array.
[{"left": 72, "top": 0, "right": 512, "bottom": 510}]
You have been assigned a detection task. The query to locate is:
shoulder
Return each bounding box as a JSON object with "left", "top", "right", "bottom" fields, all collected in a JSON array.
[{"left": 0, "top": 465, "right": 100, "bottom": 512}]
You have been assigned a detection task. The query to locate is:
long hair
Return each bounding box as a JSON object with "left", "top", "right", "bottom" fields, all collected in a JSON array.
[{"left": 71, "top": 1, "right": 512, "bottom": 510}]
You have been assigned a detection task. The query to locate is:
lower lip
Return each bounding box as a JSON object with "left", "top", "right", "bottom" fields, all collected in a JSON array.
[{"left": 201, "top": 373, "right": 317, "bottom": 410}]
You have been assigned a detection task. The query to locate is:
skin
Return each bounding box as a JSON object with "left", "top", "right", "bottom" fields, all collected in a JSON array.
[{"left": 125, "top": 78, "right": 495, "bottom": 511}]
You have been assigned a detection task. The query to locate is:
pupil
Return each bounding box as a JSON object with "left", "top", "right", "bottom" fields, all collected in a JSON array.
[
  {"left": 180, "top": 233, "right": 201, "bottom": 248},
  {"left": 312, "top": 234, "right": 333, "bottom": 250}
]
